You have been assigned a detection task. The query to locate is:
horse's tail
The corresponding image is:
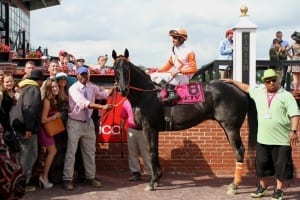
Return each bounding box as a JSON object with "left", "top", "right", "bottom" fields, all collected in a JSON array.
[{"left": 247, "top": 95, "right": 258, "bottom": 149}]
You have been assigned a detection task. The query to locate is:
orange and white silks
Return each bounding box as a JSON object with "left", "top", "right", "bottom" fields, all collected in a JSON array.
[{"left": 150, "top": 44, "right": 197, "bottom": 85}]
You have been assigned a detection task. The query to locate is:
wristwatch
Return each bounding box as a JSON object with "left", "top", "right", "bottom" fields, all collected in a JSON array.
[{"left": 290, "top": 130, "right": 297, "bottom": 134}]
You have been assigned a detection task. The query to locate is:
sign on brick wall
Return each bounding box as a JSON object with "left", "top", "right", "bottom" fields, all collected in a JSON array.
[{"left": 97, "top": 92, "right": 127, "bottom": 143}]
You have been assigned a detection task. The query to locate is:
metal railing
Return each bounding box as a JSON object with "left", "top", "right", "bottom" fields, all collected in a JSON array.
[{"left": 193, "top": 60, "right": 300, "bottom": 86}]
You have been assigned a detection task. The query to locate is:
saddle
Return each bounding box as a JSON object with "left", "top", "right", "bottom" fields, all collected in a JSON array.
[{"left": 157, "top": 82, "right": 205, "bottom": 105}]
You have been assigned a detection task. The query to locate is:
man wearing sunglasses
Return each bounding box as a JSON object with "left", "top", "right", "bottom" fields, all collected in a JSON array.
[
  {"left": 222, "top": 69, "right": 299, "bottom": 200},
  {"left": 150, "top": 28, "right": 197, "bottom": 104}
]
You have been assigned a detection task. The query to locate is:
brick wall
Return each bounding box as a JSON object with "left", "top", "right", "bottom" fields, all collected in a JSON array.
[{"left": 96, "top": 119, "right": 300, "bottom": 178}]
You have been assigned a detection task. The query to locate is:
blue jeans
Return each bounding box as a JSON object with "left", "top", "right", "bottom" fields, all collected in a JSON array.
[{"left": 16, "top": 134, "right": 38, "bottom": 184}]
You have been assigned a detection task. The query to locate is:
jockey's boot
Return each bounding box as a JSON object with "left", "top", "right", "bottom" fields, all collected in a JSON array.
[
  {"left": 162, "top": 84, "right": 180, "bottom": 103},
  {"left": 158, "top": 79, "right": 167, "bottom": 88}
]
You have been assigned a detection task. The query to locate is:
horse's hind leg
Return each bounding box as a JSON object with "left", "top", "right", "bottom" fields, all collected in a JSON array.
[{"left": 222, "top": 125, "right": 245, "bottom": 195}]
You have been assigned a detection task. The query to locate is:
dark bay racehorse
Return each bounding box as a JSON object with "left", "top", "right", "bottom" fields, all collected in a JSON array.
[{"left": 112, "top": 49, "right": 257, "bottom": 193}]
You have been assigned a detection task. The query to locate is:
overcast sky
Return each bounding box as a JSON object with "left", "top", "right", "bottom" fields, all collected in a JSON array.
[{"left": 30, "top": 0, "right": 300, "bottom": 67}]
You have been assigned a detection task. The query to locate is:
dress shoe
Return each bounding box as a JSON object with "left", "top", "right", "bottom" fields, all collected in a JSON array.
[
  {"left": 129, "top": 172, "right": 141, "bottom": 182},
  {"left": 39, "top": 176, "right": 53, "bottom": 189},
  {"left": 63, "top": 180, "right": 74, "bottom": 191},
  {"left": 25, "top": 185, "right": 36, "bottom": 192},
  {"left": 88, "top": 178, "right": 102, "bottom": 188}
]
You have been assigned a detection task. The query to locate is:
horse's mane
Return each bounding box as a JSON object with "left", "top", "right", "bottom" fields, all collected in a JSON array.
[{"left": 129, "top": 61, "right": 154, "bottom": 85}]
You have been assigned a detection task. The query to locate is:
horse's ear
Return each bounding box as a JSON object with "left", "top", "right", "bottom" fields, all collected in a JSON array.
[
  {"left": 124, "top": 48, "right": 129, "bottom": 59},
  {"left": 112, "top": 50, "right": 117, "bottom": 60}
]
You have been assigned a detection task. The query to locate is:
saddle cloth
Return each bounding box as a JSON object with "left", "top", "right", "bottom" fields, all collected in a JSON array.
[{"left": 176, "top": 82, "right": 205, "bottom": 104}]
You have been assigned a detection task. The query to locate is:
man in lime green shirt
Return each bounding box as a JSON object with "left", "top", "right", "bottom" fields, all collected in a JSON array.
[{"left": 223, "top": 69, "right": 299, "bottom": 200}]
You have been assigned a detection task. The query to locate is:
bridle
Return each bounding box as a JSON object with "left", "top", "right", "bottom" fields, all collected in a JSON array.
[{"left": 114, "top": 57, "right": 159, "bottom": 93}]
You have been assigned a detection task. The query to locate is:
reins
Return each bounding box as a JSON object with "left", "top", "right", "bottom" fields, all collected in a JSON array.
[
  {"left": 114, "top": 57, "right": 160, "bottom": 93},
  {"left": 128, "top": 85, "right": 159, "bottom": 92}
]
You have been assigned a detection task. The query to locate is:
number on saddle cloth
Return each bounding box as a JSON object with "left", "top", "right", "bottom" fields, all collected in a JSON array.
[{"left": 175, "top": 82, "right": 205, "bottom": 104}]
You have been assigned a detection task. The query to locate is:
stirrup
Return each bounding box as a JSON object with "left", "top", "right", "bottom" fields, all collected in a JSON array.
[{"left": 162, "top": 93, "right": 180, "bottom": 103}]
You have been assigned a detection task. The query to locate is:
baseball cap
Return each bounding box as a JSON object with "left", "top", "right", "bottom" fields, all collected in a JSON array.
[
  {"left": 59, "top": 50, "right": 68, "bottom": 56},
  {"left": 77, "top": 57, "right": 85, "bottom": 62},
  {"left": 77, "top": 66, "right": 89, "bottom": 75}
]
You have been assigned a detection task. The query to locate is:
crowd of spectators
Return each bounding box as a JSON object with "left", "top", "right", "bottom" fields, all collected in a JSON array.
[
  {"left": 39, "top": 50, "right": 114, "bottom": 76},
  {"left": 0, "top": 49, "right": 115, "bottom": 198}
]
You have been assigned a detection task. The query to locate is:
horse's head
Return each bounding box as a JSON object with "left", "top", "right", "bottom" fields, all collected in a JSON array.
[{"left": 112, "top": 49, "right": 131, "bottom": 96}]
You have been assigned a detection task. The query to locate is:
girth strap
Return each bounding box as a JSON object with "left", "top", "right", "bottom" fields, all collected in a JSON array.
[{"left": 163, "top": 106, "right": 172, "bottom": 130}]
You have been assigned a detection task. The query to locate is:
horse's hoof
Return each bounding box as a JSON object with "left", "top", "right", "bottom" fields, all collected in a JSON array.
[
  {"left": 227, "top": 183, "right": 237, "bottom": 195},
  {"left": 144, "top": 184, "right": 154, "bottom": 191},
  {"left": 227, "top": 188, "right": 237, "bottom": 195},
  {"left": 154, "top": 182, "right": 159, "bottom": 187}
]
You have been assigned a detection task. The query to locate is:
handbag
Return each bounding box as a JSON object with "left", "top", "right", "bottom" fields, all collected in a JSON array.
[{"left": 43, "top": 117, "right": 65, "bottom": 137}]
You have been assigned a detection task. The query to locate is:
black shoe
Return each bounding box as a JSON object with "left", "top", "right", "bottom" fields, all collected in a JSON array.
[
  {"left": 250, "top": 185, "right": 268, "bottom": 198},
  {"left": 129, "top": 172, "right": 141, "bottom": 182},
  {"left": 62, "top": 180, "right": 74, "bottom": 191},
  {"left": 271, "top": 189, "right": 283, "bottom": 200},
  {"left": 88, "top": 178, "right": 102, "bottom": 188}
]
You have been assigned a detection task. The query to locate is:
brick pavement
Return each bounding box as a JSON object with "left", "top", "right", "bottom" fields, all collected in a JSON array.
[{"left": 22, "top": 172, "right": 300, "bottom": 200}]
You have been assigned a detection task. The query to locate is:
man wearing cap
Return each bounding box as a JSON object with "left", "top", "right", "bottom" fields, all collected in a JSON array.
[
  {"left": 58, "top": 50, "right": 68, "bottom": 62},
  {"left": 222, "top": 69, "right": 299, "bottom": 200},
  {"left": 76, "top": 57, "right": 85, "bottom": 67},
  {"left": 270, "top": 31, "right": 291, "bottom": 90},
  {"left": 219, "top": 29, "right": 234, "bottom": 78},
  {"left": 62, "top": 66, "right": 113, "bottom": 191},
  {"left": 150, "top": 28, "right": 197, "bottom": 103},
  {"left": 11, "top": 69, "right": 45, "bottom": 192}
]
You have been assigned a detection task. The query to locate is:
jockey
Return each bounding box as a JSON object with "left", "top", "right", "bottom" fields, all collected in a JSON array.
[{"left": 150, "top": 28, "right": 197, "bottom": 103}]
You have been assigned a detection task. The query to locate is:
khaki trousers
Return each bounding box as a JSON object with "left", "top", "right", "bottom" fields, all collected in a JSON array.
[
  {"left": 127, "top": 128, "right": 152, "bottom": 175},
  {"left": 63, "top": 118, "right": 96, "bottom": 180}
]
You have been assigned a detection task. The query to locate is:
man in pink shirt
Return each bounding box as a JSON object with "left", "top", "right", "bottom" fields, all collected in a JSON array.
[
  {"left": 120, "top": 99, "right": 151, "bottom": 181},
  {"left": 62, "top": 67, "right": 113, "bottom": 190}
]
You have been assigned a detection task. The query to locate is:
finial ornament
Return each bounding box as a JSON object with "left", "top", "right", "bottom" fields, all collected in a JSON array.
[{"left": 240, "top": 6, "right": 248, "bottom": 16}]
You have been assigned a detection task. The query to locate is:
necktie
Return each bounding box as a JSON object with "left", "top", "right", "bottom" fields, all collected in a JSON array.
[{"left": 83, "top": 86, "right": 89, "bottom": 123}]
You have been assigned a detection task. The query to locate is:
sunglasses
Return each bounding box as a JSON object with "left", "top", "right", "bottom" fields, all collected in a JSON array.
[
  {"left": 264, "top": 79, "right": 277, "bottom": 84},
  {"left": 171, "top": 36, "right": 181, "bottom": 40}
]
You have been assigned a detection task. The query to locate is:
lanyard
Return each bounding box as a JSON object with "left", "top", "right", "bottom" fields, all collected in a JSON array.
[{"left": 267, "top": 92, "right": 276, "bottom": 109}]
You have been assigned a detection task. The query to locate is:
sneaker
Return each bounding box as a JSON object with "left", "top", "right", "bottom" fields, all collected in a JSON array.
[
  {"left": 129, "top": 172, "right": 141, "bottom": 182},
  {"left": 250, "top": 185, "right": 268, "bottom": 198},
  {"left": 62, "top": 180, "right": 74, "bottom": 191},
  {"left": 25, "top": 185, "right": 36, "bottom": 192},
  {"left": 88, "top": 178, "right": 102, "bottom": 188},
  {"left": 272, "top": 189, "right": 283, "bottom": 200}
]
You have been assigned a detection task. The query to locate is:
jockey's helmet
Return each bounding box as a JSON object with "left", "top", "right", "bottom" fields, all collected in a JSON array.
[{"left": 169, "top": 28, "right": 188, "bottom": 41}]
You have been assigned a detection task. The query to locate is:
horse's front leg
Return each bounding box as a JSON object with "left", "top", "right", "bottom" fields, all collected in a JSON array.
[{"left": 144, "top": 130, "right": 161, "bottom": 191}]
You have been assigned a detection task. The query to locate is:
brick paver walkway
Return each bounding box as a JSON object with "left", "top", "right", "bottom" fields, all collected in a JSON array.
[{"left": 22, "top": 172, "right": 300, "bottom": 200}]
